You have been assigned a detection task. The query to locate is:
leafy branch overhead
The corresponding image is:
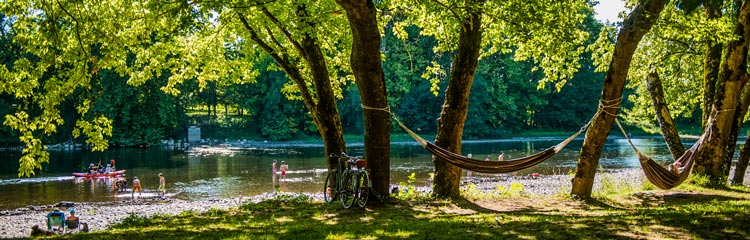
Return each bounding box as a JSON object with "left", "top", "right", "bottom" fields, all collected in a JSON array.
[{"left": 389, "top": 0, "right": 590, "bottom": 91}]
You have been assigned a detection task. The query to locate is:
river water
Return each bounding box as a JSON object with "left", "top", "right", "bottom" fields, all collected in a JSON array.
[{"left": 0, "top": 137, "right": 688, "bottom": 210}]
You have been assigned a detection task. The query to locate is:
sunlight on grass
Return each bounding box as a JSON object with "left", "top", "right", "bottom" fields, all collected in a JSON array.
[
  {"left": 314, "top": 212, "right": 339, "bottom": 225},
  {"left": 77, "top": 186, "right": 750, "bottom": 240},
  {"left": 373, "top": 229, "right": 416, "bottom": 238},
  {"left": 274, "top": 216, "right": 294, "bottom": 223},
  {"left": 359, "top": 215, "right": 374, "bottom": 222},
  {"left": 326, "top": 233, "right": 357, "bottom": 240},
  {"left": 313, "top": 212, "right": 338, "bottom": 223}
]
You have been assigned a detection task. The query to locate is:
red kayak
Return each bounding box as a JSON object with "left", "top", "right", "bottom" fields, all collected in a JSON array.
[{"left": 73, "top": 170, "right": 126, "bottom": 178}]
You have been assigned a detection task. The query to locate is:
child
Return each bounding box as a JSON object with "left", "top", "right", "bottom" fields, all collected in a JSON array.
[
  {"left": 280, "top": 161, "right": 288, "bottom": 180},
  {"left": 115, "top": 174, "right": 128, "bottom": 192},
  {"left": 131, "top": 176, "right": 142, "bottom": 197},
  {"left": 272, "top": 159, "right": 278, "bottom": 174},
  {"left": 158, "top": 173, "right": 166, "bottom": 196}
]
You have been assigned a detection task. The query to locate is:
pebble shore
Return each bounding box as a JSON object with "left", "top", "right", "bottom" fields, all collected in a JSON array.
[{"left": 2, "top": 168, "right": 746, "bottom": 239}]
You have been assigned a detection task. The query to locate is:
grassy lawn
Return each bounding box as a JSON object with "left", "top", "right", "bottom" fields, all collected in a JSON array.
[{"left": 42, "top": 184, "right": 750, "bottom": 240}]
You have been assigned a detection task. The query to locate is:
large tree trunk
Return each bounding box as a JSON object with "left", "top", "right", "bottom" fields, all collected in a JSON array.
[
  {"left": 732, "top": 131, "right": 750, "bottom": 185},
  {"left": 302, "top": 35, "right": 348, "bottom": 167},
  {"left": 570, "top": 0, "right": 667, "bottom": 198},
  {"left": 296, "top": 7, "right": 348, "bottom": 167},
  {"left": 695, "top": 0, "right": 750, "bottom": 186},
  {"left": 336, "top": 0, "right": 391, "bottom": 195},
  {"left": 646, "top": 70, "right": 684, "bottom": 159},
  {"left": 238, "top": 13, "right": 347, "bottom": 168},
  {"left": 702, "top": 0, "right": 723, "bottom": 129},
  {"left": 726, "top": 79, "right": 750, "bottom": 183},
  {"left": 432, "top": 8, "right": 483, "bottom": 198}
]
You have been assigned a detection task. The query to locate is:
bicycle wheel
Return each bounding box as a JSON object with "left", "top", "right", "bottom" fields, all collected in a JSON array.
[
  {"left": 340, "top": 170, "right": 357, "bottom": 209},
  {"left": 355, "top": 170, "right": 370, "bottom": 208},
  {"left": 323, "top": 171, "right": 338, "bottom": 204}
]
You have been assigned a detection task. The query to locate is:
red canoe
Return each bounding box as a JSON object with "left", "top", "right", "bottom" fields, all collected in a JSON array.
[{"left": 73, "top": 170, "right": 126, "bottom": 178}]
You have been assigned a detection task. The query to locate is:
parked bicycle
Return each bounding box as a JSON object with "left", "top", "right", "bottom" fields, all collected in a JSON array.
[
  {"left": 324, "top": 153, "right": 370, "bottom": 209},
  {"left": 350, "top": 156, "right": 370, "bottom": 208}
]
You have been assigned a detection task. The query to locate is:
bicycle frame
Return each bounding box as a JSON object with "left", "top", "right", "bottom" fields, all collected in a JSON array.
[
  {"left": 324, "top": 153, "right": 355, "bottom": 203},
  {"left": 324, "top": 153, "right": 371, "bottom": 209}
]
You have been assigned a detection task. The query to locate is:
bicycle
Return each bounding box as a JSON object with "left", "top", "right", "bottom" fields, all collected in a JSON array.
[
  {"left": 324, "top": 153, "right": 370, "bottom": 209},
  {"left": 351, "top": 157, "right": 370, "bottom": 208},
  {"left": 324, "top": 153, "right": 354, "bottom": 208}
]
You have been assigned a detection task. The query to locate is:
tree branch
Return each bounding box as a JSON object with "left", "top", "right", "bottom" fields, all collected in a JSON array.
[
  {"left": 425, "top": 0, "right": 463, "bottom": 22},
  {"left": 237, "top": 13, "right": 316, "bottom": 107},
  {"left": 56, "top": 0, "right": 88, "bottom": 60},
  {"left": 263, "top": 25, "right": 285, "bottom": 50},
  {"left": 260, "top": 6, "right": 305, "bottom": 54}
]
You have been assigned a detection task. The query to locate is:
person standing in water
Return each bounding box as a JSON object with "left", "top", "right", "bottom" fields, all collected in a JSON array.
[
  {"left": 272, "top": 160, "right": 278, "bottom": 174},
  {"left": 280, "top": 161, "right": 289, "bottom": 180},
  {"left": 158, "top": 173, "right": 166, "bottom": 197},
  {"left": 131, "top": 176, "right": 142, "bottom": 198},
  {"left": 466, "top": 153, "right": 473, "bottom": 179}
]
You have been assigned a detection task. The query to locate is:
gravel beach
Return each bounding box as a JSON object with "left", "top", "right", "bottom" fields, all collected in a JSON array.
[{"left": 1, "top": 168, "right": 747, "bottom": 239}]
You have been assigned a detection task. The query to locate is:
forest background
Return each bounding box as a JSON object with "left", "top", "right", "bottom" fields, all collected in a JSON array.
[{"left": 0, "top": 3, "right": 702, "bottom": 148}]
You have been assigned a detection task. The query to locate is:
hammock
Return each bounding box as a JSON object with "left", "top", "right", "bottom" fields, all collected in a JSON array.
[
  {"left": 613, "top": 119, "right": 708, "bottom": 190},
  {"left": 391, "top": 113, "right": 589, "bottom": 174}
]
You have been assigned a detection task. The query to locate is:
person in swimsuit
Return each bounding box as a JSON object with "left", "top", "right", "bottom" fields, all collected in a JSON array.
[
  {"left": 131, "top": 176, "right": 142, "bottom": 197},
  {"left": 280, "top": 161, "right": 288, "bottom": 180},
  {"left": 158, "top": 173, "right": 166, "bottom": 197},
  {"left": 272, "top": 159, "right": 278, "bottom": 174}
]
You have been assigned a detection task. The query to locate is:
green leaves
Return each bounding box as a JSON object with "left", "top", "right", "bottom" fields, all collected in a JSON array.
[
  {"left": 73, "top": 116, "right": 112, "bottom": 151},
  {"left": 388, "top": 0, "right": 590, "bottom": 90},
  {"left": 625, "top": 2, "right": 734, "bottom": 129}
]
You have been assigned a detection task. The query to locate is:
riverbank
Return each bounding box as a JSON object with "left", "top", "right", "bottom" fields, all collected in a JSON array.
[
  {"left": 0, "top": 169, "right": 647, "bottom": 239},
  {"left": 5, "top": 166, "right": 750, "bottom": 238}
]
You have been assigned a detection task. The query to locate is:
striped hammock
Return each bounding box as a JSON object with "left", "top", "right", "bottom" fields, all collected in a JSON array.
[
  {"left": 615, "top": 119, "right": 708, "bottom": 190},
  {"left": 394, "top": 116, "right": 586, "bottom": 174}
]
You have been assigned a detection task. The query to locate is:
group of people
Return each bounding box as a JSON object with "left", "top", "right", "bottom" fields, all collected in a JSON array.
[
  {"left": 113, "top": 173, "right": 166, "bottom": 198},
  {"left": 272, "top": 159, "right": 289, "bottom": 180},
  {"left": 132, "top": 173, "right": 166, "bottom": 197},
  {"left": 466, "top": 153, "right": 507, "bottom": 178},
  {"left": 87, "top": 159, "right": 116, "bottom": 175},
  {"left": 38, "top": 208, "right": 87, "bottom": 235}
]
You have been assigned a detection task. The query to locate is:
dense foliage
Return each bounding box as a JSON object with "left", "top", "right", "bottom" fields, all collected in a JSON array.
[{"left": 0, "top": 9, "right": 639, "bottom": 146}]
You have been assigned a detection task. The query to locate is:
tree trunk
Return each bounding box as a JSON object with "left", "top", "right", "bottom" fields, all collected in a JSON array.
[
  {"left": 571, "top": 0, "right": 667, "bottom": 198},
  {"left": 432, "top": 8, "right": 483, "bottom": 198},
  {"left": 702, "top": 0, "right": 723, "bottom": 129},
  {"left": 695, "top": 0, "right": 750, "bottom": 186},
  {"left": 237, "top": 13, "right": 347, "bottom": 169},
  {"left": 336, "top": 0, "right": 391, "bottom": 195},
  {"left": 726, "top": 79, "right": 750, "bottom": 182},
  {"left": 297, "top": 11, "right": 348, "bottom": 168},
  {"left": 646, "top": 70, "right": 684, "bottom": 159},
  {"left": 732, "top": 131, "right": 750, "bottom": 185},
  {"left": 301, "top": 36, "right": 348, "bottom": 168}
]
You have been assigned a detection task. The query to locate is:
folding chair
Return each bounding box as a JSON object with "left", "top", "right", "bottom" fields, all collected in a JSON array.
[
  {"left": 46, "top": 211, "right": 65, "bottom": 233},
  {"left": 65, "top": 218, "right": 81, "bottom": 233}
]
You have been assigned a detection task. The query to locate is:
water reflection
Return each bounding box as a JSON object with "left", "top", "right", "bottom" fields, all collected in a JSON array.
[{"left": 0, "top": 137, "right": 699, "bottom": 210}]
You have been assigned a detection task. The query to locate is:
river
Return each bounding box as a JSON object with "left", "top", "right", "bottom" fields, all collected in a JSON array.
[{"left": 0, "top": 137, "right": 689, "bottom": 210}]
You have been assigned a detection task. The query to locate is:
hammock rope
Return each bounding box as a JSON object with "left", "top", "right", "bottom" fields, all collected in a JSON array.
[{"left": 363, "top": 104, "right": 594, "bottom": 174}]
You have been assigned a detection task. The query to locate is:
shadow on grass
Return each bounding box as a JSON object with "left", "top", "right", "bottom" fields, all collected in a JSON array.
[{"left": 43, "top": 195, "right": 750, "bottom": 240}]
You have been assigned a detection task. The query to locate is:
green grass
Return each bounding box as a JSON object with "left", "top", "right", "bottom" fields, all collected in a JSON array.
[{"left": 40, "top": 185, "right": 750, "bottom": 240}]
